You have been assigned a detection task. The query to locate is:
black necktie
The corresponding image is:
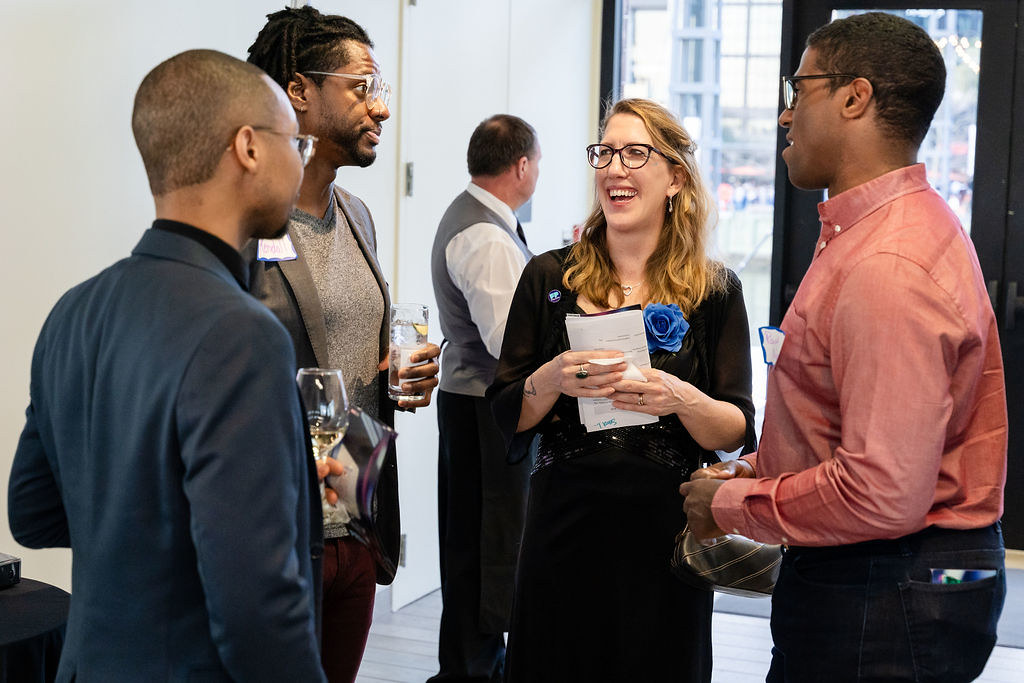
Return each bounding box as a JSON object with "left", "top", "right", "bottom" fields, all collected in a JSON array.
[{"left": 516, "top": 220, "right": 528, "bottom": 247}]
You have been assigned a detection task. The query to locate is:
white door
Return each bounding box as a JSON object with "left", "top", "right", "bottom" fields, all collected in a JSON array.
[{"left": 390, "top": 0, "right": 514, "bottom": 610}]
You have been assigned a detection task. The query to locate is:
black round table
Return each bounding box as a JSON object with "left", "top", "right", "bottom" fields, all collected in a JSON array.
[{"left": 0, "top": 578, "right": 69, "bottom": 683}]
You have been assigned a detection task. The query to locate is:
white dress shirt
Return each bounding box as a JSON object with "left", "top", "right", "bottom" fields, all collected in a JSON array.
[{"left": 445, "top": 182, "right": 529, "bottom": 359}]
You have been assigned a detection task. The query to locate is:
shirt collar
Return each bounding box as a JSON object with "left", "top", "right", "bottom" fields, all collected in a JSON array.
[
  {"left": 151, "top": 219, "right": 249, "bottom": 290},
  {"left": 466, "top": 182, "right": 518, "bottom": 233},
  {"left": 818, "top": 163, "right": 931, "bottom": 230}
]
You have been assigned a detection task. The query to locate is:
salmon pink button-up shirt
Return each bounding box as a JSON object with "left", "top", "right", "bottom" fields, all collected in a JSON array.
[{"left": 713, "top": 164, "right": 1007, "bottom": 547}]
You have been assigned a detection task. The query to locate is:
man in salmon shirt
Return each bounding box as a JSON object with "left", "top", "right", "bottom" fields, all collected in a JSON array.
[{"left": 681, "top": 12, "right": 1007, "bottom": 682}]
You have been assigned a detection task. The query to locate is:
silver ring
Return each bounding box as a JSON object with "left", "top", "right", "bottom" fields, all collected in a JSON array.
[
  {"left": 638, "top": 393, "right": 646, "bottom": 406},
  {"left": 575, "top": 364, "right": 589, "bottom": 380}
]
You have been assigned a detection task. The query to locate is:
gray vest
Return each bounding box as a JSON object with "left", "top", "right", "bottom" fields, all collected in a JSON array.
[{"left": 430, "top": 190, "right": 532, "bottom": 396}]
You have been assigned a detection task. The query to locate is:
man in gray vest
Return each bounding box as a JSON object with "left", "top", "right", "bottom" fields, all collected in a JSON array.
[{"left": 428, "top": 114, "right": 540, "bottom": 683}]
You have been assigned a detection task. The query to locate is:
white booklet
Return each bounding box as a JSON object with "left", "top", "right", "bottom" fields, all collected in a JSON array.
[{"left": 565, "top": 306, "right": 658, "bottom": 432}]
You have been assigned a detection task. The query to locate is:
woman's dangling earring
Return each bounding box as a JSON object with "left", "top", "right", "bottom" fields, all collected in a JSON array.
[{"left": 667, "top": 195, "right": 674, "bottom": 214}]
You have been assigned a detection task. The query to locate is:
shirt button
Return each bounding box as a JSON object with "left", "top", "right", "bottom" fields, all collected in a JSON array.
[
  {"left": 819, "top": 241, "right": 827, "bottom": 250},
  {"left": 781, "top": 536, "right": 789, "bottom": 544},
  {"left": 732, "top": 528, "right": 739, "bottom": 534},
  {"left": 834, "top": 225, "right": 841, "bottom": 232}
]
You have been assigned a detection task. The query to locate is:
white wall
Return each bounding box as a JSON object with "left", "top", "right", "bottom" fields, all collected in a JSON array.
[{"left": 0, "top": 0, "right": 601, "bottom": 607}]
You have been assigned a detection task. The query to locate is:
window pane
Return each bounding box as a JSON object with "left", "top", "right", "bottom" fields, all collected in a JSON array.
[
  {"left": 681, "top": 0, "right": 707, "bottom": 28},
  {"left": 746, "top": 56, "right": 778, "bottom": 108},
  {"left": 679, "top": 38, "right": 704, "bottom": 81},
  {"left": 622, "top": 5, "right": 671, "bottom": 103},
  {"left": 619, "top": 0, "right": 784, "bottom": 434},
  {"left": 720, "top": 5, "right": 747, "bottom": 55},
  {"left": 720, "top": 57, "right": 745, "bottom": 108},
  {"left": 748, "top": 4, "right": 782, "bottom": 54},
  {"left": 677, "top": 93, "right": 703, "bottom": 118}
]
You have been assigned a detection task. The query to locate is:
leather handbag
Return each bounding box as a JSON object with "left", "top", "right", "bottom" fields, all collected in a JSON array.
[
  {"left": 325, "top": 407, "right": 399, "bottom": 583},
  {"left": 670, "top": 524, "right": 782, "bottom": 598}
]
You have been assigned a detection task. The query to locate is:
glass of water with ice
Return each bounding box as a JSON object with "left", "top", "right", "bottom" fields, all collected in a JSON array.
[{"left": 388, "top": 303, "right": 429, "bottom": 401}]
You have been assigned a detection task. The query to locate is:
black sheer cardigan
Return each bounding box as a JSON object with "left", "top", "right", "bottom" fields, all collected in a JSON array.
[{"left": 486, "top": 246, "right": 757, "bottom": 464}]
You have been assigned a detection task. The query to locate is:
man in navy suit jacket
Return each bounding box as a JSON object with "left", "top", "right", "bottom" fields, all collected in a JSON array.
[{"left": 8, "top": 50, "right": 330, "bottom": 681}]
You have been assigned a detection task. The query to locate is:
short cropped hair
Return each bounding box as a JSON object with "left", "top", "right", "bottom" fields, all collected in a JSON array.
[
  {"left": 247, "top": 6, "right": 372, "bottom": 89},
  {"left": 808, "top": 12, "right": 945, "bottom": 147},
  {"left": 131, "top": 49, "right": 279, "bottom": 195},
  {"left": 466, "top": 115, "right": 538, "bottom": 177}
]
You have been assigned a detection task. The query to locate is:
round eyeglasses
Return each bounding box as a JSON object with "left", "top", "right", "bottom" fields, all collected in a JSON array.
[
  {"left": 780, "top": 74, "right": 858, "bottom": 110},
  {"left": 586, "top": 143, "right": 675, "bottom": 170},
  {"left": 252, "top": 127, "right": 318, "bottom": 167},
  {"left": 304, "top": 71, "right": 393, "bottom": 110}
]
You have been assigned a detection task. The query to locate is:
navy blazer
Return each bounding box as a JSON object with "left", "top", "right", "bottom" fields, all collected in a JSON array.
[{"left": 8, "top": 229, "right": 326, "bottom": 682}]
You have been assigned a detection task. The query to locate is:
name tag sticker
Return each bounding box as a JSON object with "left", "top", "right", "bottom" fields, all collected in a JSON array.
[
  {"left": 930, "top": 568, "right": 998, "bottom": 584},
  {"left": 759, "top": 326, "right": 785, "bottom": 366},
  {"left": 257, "top": 234, "right": 298, "bottom": 261}
]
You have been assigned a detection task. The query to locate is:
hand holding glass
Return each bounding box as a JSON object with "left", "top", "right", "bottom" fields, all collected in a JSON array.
[
  {"left": 388, "top": 304, "right": 429, "bottom": 401},
  {"left": 296, "top": 368, "right": 349, "bottom": 463}
]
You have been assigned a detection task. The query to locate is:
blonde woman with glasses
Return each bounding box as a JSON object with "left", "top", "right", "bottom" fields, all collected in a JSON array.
[{"left": 488, "top": 98, "right": 756, "bottom": 682}]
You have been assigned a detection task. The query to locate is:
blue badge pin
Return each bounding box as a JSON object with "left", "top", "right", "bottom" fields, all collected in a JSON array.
[{"left": 547, "top": 289, "right": 561, "bottom": 303}]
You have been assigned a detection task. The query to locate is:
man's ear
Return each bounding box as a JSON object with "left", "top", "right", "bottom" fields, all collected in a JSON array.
[
  {"left": 516, "top": 155, "right": 529, "bottom": 180},
  {"left": 287, "top": 74, "right": 312, "bottom": 114},
  {"left": 841, "top": 77, "right": 874, "bottom": 119},
  {"left": 229, "top": 125, "right": 260, "bottom": 172}
]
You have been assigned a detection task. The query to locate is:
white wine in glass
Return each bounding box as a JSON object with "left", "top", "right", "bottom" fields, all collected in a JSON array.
[{"left": 296, "top": 368, "right": 349, "bottom": 463}]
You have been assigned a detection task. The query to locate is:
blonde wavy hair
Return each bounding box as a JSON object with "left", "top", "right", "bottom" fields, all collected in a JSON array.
[{"left": 564, "top": 98, "right": 726, "bottom": 316}]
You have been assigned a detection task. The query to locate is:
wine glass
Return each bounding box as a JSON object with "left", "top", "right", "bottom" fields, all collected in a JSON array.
[{"left": 295, "top": 368, "right": 349, "bottom": 463}]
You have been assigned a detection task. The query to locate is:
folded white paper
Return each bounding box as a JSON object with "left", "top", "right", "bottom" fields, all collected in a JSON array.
[
  {"left": 589, "top": 357, "right": 648, "bottom": 381},
  {"left": 565, "top": 307, "right": 657, "bottom": 432}
]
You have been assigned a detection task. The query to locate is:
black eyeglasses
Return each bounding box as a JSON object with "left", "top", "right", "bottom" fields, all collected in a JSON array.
[
  {"left": 586, "top": 143, "right": 676, "bottom": 170},
  {"left": 780, "top": 74, "right": 858, "bottom": 110}
]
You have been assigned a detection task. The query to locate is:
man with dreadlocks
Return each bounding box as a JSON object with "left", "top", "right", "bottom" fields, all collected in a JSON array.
[{"left": 247, "top": 7, "right": 441, "bottom": 682}]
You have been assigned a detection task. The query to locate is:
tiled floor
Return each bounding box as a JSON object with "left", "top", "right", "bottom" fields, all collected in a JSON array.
[{"left": 356, "top": 589, "right": 1024, "bottom": 682}]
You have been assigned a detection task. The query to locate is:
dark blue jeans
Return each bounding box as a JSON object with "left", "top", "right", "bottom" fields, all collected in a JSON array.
[{"left": 766, "top": 524, "right": 1005, "bottom": 682}]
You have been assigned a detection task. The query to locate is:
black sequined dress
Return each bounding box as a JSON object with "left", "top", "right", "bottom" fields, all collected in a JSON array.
[{"left": 488, "top": 247, "right": 756, "bottom": 683}]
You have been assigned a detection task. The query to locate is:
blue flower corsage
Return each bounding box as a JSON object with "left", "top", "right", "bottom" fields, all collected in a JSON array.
[{"left": 643, "top": 303, "right": 689, "bottom": 353}]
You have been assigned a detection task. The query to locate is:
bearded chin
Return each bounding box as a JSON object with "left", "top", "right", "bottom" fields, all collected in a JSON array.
[
  {"left": 352, "top": 145, "right": 377, "bottom": 168},
  {"left": 338, "top": 128, "right": 378, "bottom": 168}
]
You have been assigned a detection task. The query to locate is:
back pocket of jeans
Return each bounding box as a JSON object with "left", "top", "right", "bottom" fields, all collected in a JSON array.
[{"left": 899, "top": 572, "right": 1003, "bottom": 681}]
